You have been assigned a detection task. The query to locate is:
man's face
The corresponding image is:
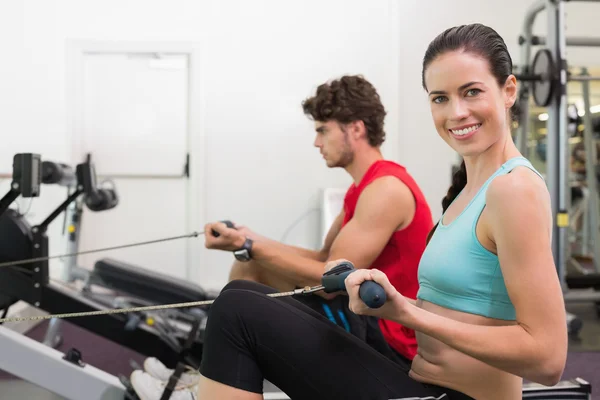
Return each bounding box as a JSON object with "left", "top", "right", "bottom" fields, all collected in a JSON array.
[{"left": 313, "top": 120, "right": 354, "bottom": 168}]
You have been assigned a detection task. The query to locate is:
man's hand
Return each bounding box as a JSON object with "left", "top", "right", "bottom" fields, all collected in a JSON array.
[
  {"left": 204, "top": 221, "right": 246, "bottom": 251},
  {"left": 314, "top": 259, "right": 350, "bottom": 300},
  {"left": 233, "top": 224, "right": 262, "bottom": 241}
]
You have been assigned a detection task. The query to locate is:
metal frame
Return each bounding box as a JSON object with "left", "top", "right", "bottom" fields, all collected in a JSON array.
[
  {"left": 0, "top": 172, "right": 186, "bottom": 180},
  {"left": 578, "top": 68, "right": 600, "bottom": 272},
  {"left": 0, "top": 246, "right": 202, "bottom": 368},
  {"left": 0, "top": 325, "right": 126, "bottom": 400},
  {"left": 551, "top": 0, "right": 569, "bottom": 290},
  {"left": 516, "top": 0, "right": 546, "bottom": 157},
  {"left": 43, "top": 196, "right": 85, "bottom": 348},
  {"left": 525, "top": 35, "right": 600, "bottom": 47},
  {"left": 39, "top": 197, "right": 207, "bottom": 365},
  {"left": 518, "top": 0, "right": 600, "bottom": 301},
  {"left": 2, "top": 157, "right": 206, "bottom": 367},
  {"left": 570, "top": 75, "right": 600, "bottom": 81},
  {"left": 0, "top": 152, "right": 206, "bottom": 400},
  {"left": 522, "top": 0, "right": 567, "bottom": 288},
  {"left": 0, "top": 322, "right": 298, "bottom": 400},
  {"left": 523, "top": 378, "right": 591, "bottom": 399},
  {"left": 40, "top": 283, "right": 203, "bottom": 368}
]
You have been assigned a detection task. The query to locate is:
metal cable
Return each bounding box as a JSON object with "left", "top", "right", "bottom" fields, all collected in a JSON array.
[
  {"left": 0, "top": 231, "right": 203, "bottom": 268},
  {"left": 0, "top": 289, "right": 303, "bottom": 324}
]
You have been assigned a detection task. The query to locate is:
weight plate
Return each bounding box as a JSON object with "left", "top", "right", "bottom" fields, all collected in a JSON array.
[{"left": 532, "top": 48, "right": 556, "bottom": 107}]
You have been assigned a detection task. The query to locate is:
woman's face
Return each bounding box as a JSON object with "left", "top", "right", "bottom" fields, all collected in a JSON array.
[{"left": 423, "top": 51, "right": 517, "bottom": 158}]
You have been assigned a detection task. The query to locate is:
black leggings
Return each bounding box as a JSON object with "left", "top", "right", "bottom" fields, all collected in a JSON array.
[{"left": 199, "top": 280, "right": 473, "bottom": 400}]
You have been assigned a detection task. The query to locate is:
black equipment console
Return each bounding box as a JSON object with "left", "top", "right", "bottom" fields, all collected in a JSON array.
[
  {"left": 14, "top": 153, "right": 42, "bottom": 198},
  {"left": 76, "top": 154, "right": 118, "bottom": 212},
  {"left": 0, "top": 153, "right": 42, "bottom": 217},
  {"left": 42, "top": 161, "right": 76, "bottom": 187}
]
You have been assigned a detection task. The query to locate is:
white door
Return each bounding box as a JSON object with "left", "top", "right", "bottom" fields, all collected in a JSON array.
[{"left": 72, "top": 50, "right": 192, "bottom": 279}]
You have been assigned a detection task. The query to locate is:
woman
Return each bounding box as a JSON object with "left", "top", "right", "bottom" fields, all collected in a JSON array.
[{"left": 194, "top": 23, "right": 567, "bottom": 400}]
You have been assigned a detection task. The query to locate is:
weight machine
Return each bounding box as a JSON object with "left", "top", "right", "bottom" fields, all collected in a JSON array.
[
  {"left": 0, "top": 154, "right": 200, "bottom": 399},
  {"left": 0, "top": 154, "right": 208, "bottom": 369},
  {"left": 0, "top": 153, "right": 126, "bottom": 399},
  {"left": 40, "top": 155, "right": 210, "bottom": 354},
  {"left": 0, "top": 153, "right": 293, "bottom": 400},
  {"left": 515, "top": 0, "right": 600, "bottom": 333}
]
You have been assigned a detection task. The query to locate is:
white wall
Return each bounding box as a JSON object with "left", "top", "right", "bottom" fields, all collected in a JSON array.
[
  {"left": 0, "top": 0, "right": 400, "bottom": 291},
  {"left": 1, "top": 0, "right": 599, "bottom": 292},
  {"left": 199, "top": 0, "right": 400, "bottom": 289}
]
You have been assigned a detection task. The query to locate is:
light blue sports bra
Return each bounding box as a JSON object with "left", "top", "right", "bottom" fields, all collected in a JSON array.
[{"left": 416, "top": 157, "right": 544, "bottom": 320}]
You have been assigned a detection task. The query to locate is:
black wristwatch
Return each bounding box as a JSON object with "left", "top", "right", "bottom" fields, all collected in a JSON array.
[{"left": 233, "top": 237, "right": 253, "bottom": 262}]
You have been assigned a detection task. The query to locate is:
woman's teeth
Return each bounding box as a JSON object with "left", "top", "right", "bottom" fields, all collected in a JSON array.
[{"left": 451, "top": 124, "right": 481, "bottom": 136}]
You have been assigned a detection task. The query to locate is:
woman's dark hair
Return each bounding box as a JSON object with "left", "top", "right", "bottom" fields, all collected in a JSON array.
[
  {"left": 422, "top": 23, "right": 516, "bottom": 243},
  {"left": 302, "top": 75, "right": 387, "bottom": 147}
]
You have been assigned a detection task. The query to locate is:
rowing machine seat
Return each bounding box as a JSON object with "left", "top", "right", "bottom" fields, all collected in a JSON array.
[
  {"left": 522, "top": 378, "right": 591, "bottom": 399},
  {"left": 93, "top": 258, "right": 217, "bottom": 305}
]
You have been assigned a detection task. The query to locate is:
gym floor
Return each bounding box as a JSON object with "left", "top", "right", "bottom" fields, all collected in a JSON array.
[
  {"left": 563, "top": 301, "right": 600, "bottom": 389},
  {"left": 0, "top": 305, "right": 598, "bottom": 400}
]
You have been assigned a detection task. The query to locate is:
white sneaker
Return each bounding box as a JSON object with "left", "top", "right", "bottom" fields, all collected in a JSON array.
[
  {"left": 143, "top": 357, "right": 200, "bottom": 389},
  {"left": 130, "top": 370, "right": 197, "bottom": 400}
]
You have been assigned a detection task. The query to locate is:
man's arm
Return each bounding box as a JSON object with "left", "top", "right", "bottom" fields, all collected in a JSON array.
[
  {"left": 318, "top": 210, "right": 345, "bottom": 260},
  {"left": 247, "top": 177, "right": 415, "bottom": 286},
  {"left": 237, "top": 211, "right": 345, "bottom": 262}
]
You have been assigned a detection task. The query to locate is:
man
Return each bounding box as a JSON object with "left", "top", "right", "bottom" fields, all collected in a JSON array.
[
  {"left": 130, "top": 75, "right": 434, "bottom": 399},
  {"left": 204, "top": 75, "right": 434, "bottom": 361}
]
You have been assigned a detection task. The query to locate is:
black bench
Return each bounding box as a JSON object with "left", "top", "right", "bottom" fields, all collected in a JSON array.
[
  {"left": 566, "top": 273, "right": 600, "bottom": 290},
  {"left": 92, "top": 258, "right": 218, "bottom": 306}
]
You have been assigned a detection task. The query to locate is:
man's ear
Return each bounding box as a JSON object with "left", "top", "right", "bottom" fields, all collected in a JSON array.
[{"left": 352, "top": 120, "right": 366, "bottom": 140}]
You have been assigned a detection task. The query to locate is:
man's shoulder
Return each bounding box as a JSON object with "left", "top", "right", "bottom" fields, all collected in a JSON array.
[
  {"left": 346, "top": 174, "right": 417, "bottom": 231},
  {"left": 360, "top": 176, "right": 413, "bottom": 206},
  {"left": 373, "top": 159, "right": 407, "bottom": 172}
]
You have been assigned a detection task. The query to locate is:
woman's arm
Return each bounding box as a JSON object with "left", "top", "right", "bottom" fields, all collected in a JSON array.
[
  {"left": 407, "top": 170, "right": 567, "bottom": 385},
  {"left": 346, "top": 169, "right": 567, "bottom": 386},
  {"left": 402, "top": 300, "right": 564, "bottom": 386}
]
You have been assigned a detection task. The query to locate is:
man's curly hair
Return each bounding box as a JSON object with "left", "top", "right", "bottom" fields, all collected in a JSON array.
[{"left": 301, "top": 75, "right": 387, "bottom": 147}]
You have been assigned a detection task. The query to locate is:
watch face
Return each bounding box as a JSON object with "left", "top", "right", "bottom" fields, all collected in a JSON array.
[{"left": 234, "top": 249, "right": 251, "bottom": 262}]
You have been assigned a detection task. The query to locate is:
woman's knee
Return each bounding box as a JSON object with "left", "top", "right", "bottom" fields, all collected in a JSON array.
[
  {"left": 209, "top": 286, "right": 272, "bottom": 321},
  {"left": 205, "top": 289, "right": 251, "bottom": 329},
  {"left": 221, "top": 279, "right": 277, "bottom": 294},
  {"left": 204, "top": 288, "right": 269, "bottom": 338}
]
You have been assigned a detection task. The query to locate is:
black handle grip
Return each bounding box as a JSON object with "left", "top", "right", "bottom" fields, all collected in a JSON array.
[
  {"left": 212, "top": 220, "right": 234, "bottom": 237},
  {"left": 359, "top": 281, "right": 386, "bottom": 308},
  {"left": 321, "top": 261, "right": 387, "bottom": 308}
]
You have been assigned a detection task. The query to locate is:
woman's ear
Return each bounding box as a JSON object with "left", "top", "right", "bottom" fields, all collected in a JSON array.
[{"left": 504, "top": 74, "right": 518, "bottom": 108}]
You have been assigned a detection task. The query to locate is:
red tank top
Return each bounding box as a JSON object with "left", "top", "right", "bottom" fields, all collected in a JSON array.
[{"left": 342, "top": 160, "right": 433, "bottom": 360}]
